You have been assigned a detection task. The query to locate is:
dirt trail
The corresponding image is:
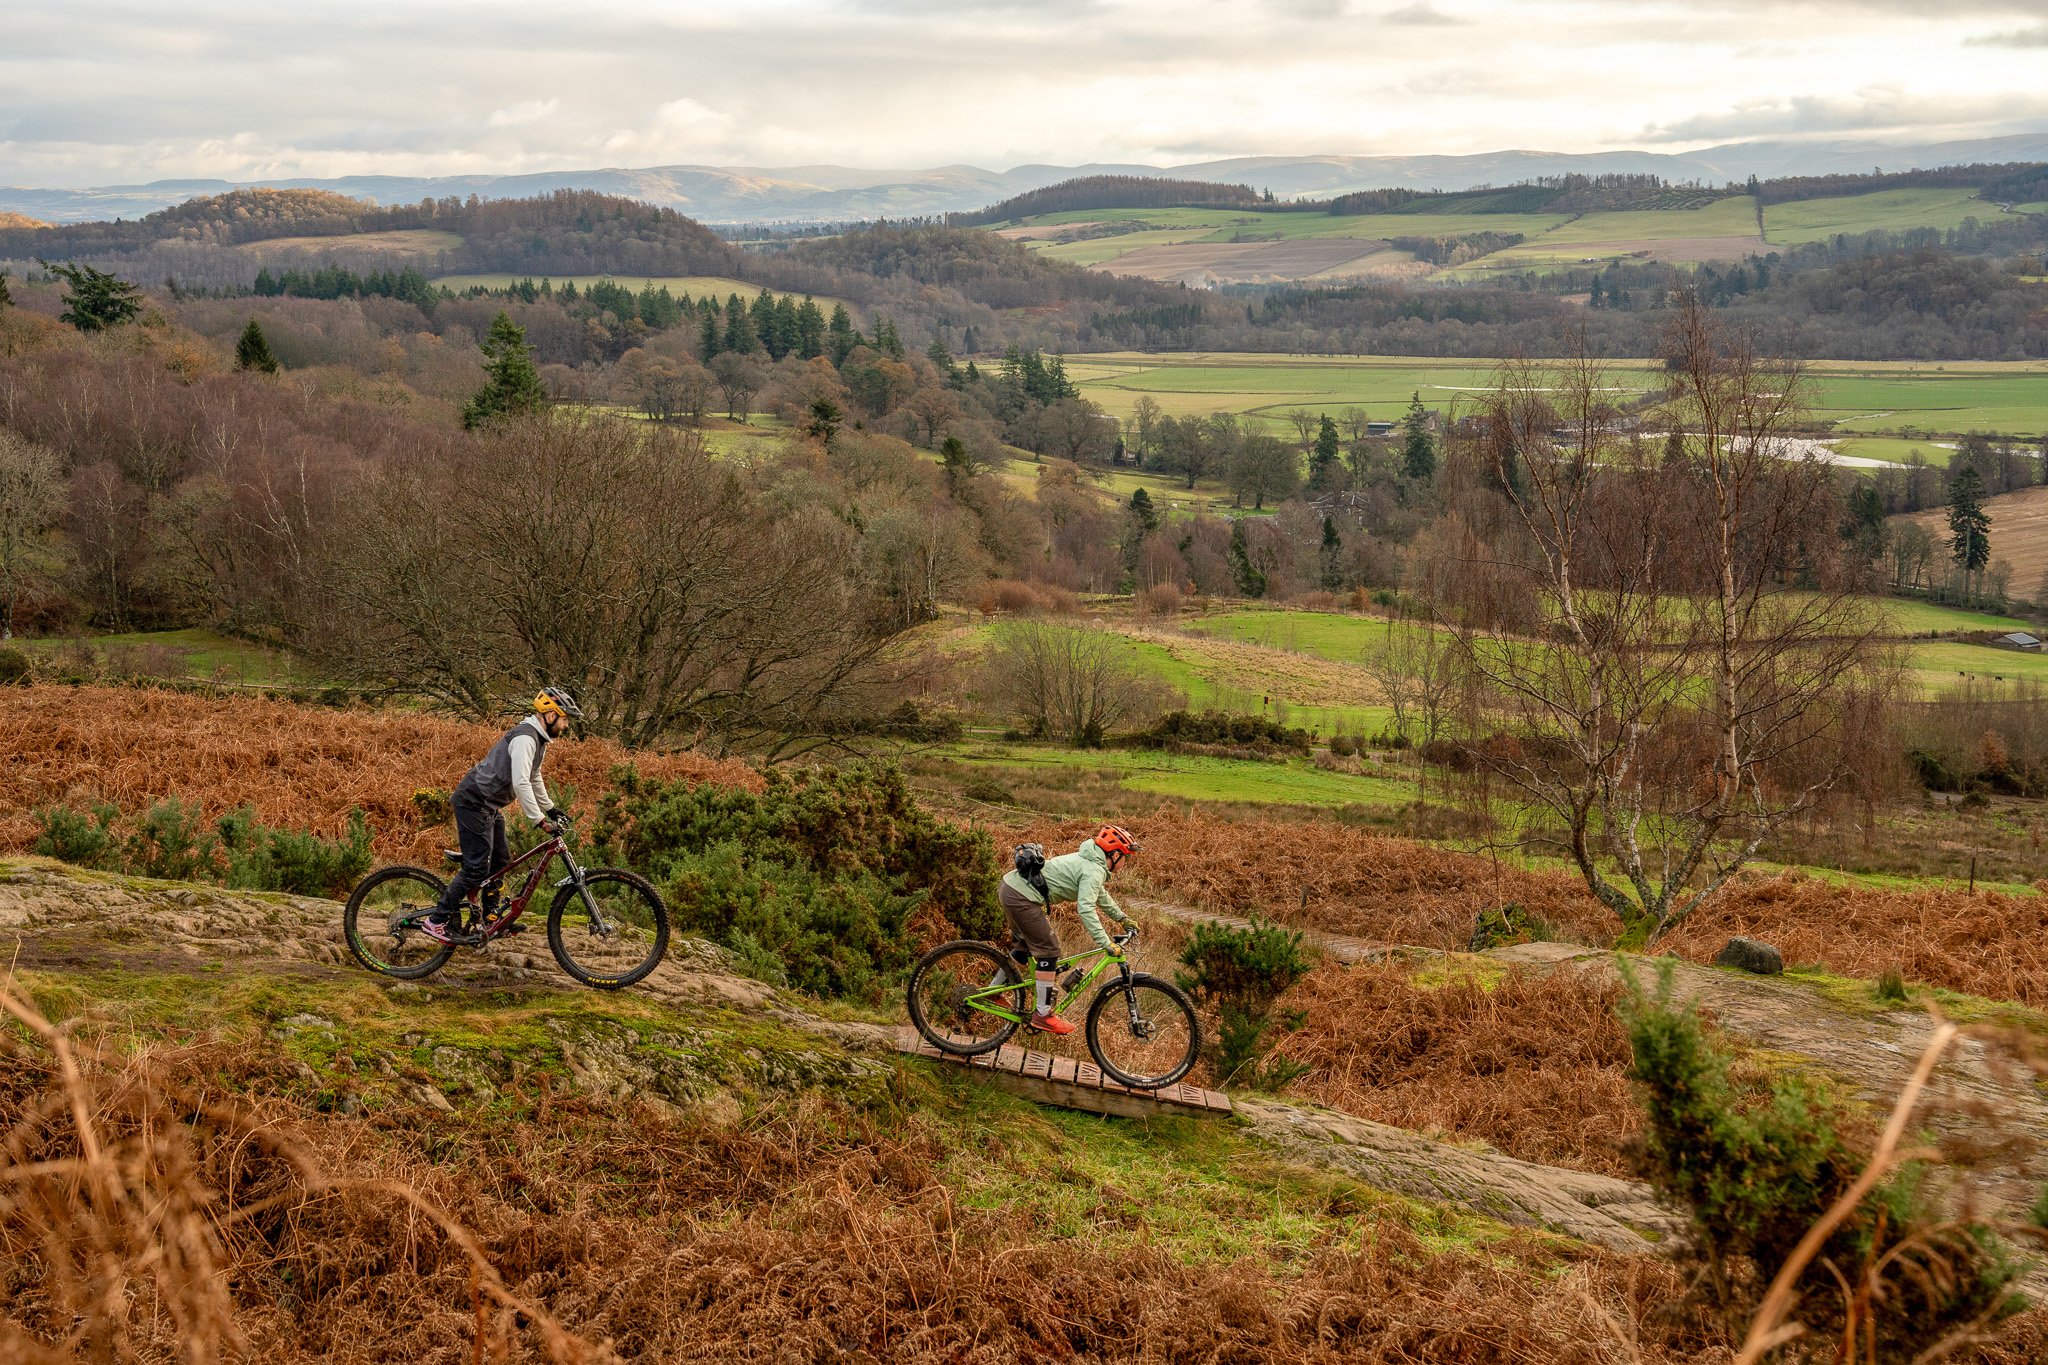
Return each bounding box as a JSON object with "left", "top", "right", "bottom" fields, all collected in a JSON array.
[
  {"left": 11, "top": 859, "right": 2034, "bottom": 1262},
  {"left": 1143, "top": 897, "right": 2048, "bottom": 1228},
  {"left": 1, "top": 858, "right": 1703, "bottom": 1254},
  {"left": 0, "top": 857, "right": 774, "bottom": 1011}
]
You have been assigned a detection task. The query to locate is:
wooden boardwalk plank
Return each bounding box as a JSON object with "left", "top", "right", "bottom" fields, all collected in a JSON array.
[{"left": 890, "top": 1028, "right": 1231, "bottom": 1118}]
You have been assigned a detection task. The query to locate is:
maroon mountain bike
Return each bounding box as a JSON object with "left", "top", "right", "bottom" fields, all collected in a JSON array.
[{"left": 343, "top": 828, "right": 669, "bottom": 990}]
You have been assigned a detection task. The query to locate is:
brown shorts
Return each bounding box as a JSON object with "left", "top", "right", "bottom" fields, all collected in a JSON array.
[{"left": 998, "top": 882, "right": 1060, "bottom": 962}]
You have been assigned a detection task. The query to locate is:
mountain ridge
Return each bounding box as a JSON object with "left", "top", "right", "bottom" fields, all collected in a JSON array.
[{"left": 5, "top": 133, "right": 2045, "bottom": 225}]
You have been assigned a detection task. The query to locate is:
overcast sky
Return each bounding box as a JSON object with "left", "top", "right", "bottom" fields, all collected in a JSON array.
[{"left": 5, "top": 0, "right": 2048, "bottom": 186}]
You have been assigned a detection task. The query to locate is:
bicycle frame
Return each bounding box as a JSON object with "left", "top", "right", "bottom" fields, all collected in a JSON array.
[
  {"left": 464, "top": 834, "right": 613, "bottom": 942},
  {"left": 955, "top": 935, "right": 1134, "bottom": 1025}
]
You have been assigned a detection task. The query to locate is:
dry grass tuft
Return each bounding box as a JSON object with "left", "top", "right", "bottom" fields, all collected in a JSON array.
[
  {"left": 0, "top": 683, "right": 756, "bottom": 866},
  {"left": 1272, "top": 960, "right": 1642, "bottom": 1177}
]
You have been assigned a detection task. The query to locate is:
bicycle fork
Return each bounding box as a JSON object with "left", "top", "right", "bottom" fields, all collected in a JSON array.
[
  {"left": 1118, "top": 962, "right": 1155, "bottom": 1040},
  {"left": 558, "top": 855, "right": 614, "bottom": 938}
]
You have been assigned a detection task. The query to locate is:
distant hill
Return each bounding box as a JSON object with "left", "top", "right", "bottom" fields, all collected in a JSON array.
[
  {"left": 953, "top": 176, "right": 1265, "bottom": 226},
  {"left": 0, "top": 211, "right": 47, "bottom": 230},
  {"left": 0, "top": 189, "right": 739, "bottom": 288},
  {"left": 8, "top": 133, "right": 2048, "bottom": 225}
]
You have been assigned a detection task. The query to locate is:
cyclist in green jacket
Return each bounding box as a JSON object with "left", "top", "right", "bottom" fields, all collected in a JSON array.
[{"left": 998, "top": 825, "right": 1139, "bottom": 1035}]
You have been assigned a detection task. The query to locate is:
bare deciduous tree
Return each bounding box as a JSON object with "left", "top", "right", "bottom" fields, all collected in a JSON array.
[
  {"left": 0, "top": 430, "right": 62, "bottom": 639},
  {"left": 991, "top": 619, "right": 1154, "bottom": 746},
  {"left": 1361, "top": 617, "right": 1457, "bottom": 804},
  {"left": 1452, "top": 299, "right": 1893, "bottom": 937},
  {"left": 312, "top": 413, "right": 893, "bottom": 753}
]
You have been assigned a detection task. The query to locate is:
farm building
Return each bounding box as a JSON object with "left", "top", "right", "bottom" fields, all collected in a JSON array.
[{"left": 1992, "top": 631, "right": 2042, "bottom": 651}]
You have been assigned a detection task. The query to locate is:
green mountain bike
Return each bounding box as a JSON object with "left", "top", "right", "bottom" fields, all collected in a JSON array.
[{"left": 905, "top": 929, "right": 1200, "bottom": 1090}]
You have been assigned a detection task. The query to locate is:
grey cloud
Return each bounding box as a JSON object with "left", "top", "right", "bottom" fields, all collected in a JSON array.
[
  {"left": 1384, "top": 2, "right": 1460, "bottom": 21},
  {"left": 1968, "top": 24, "right": 2048, "bottom": 44},
  {"left": 1642, "top": 90, "right": 2048, "bottom": 143}
]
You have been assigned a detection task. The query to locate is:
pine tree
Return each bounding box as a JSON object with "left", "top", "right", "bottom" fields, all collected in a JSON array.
[
  {"left": 0, "top": 271, "right": 11, "bottom": 309},
  {"left": 772, "top": 295, "right": 800, "bottom": 359},
  {"left": 1319, "top": 516, "right": 1344, "bottom": 591},
  {"left": 723, "top": 294, "right": 757, "bottom": 353},
  {"left": 927, "top": 338, "right": 956, "bottom": 381},
  {"left": 749, "top": 290, "right": 779, "bottom": 357},
  {"left": 875, "top": 316, "right": 904, "bottom": 360},
  {"left": 234, "top": 318, "right": 279, "bottom": 373},
  {"left": 1129, "top": 486, "right": 1159, "bottom": 533},
  {"left": 698, "top": 305, "right": 722, "bottom": 361},
  {"left": 1947, "top": 463, "right": 1992, "bottom": 600},
  {"left": 1228, "top": 520, "right": 1267, "bottom": 599},
  {"left": 940, "top": 434, "right": 974, "bottom": 495},
  {"left": 42, "top": 259, "right": 142, "bottom": 332},
  {"left": 462, "top": 311, "right": 546, "bottom": 430},
  {"left": 796, "top": 297, "right": 827, "bottom": 359},
  {"left": 1311, "top": 414, "right": 1341, "bottom": 485},
  {"left": 1400, "top": 392, "right": 1437, "bottom": 482},
  {"left": 827, "top": 304, "right": 856, "bottom": 365}
]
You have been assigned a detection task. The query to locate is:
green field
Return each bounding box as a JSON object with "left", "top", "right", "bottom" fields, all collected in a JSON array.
[
  {"left": 1763, "top": 189, "right": 1994, "bottom": 245},
  {"left": 937, "top": 741, "right": 1415, "bottom": 808},
  {"left": 1068, "top": 352, "right": 2048, "bottom": 439},
  {"left": 1802, "top": 362, "right": 2048, "bottom": 437},
  {"left": 1907, "top": 640, "right": 2048, "bottom": 691},
  {"left": 1829, "top": 436, "right": 1952, "bottom": 466},
  {"left": 15, "top": 628, "right": 308, "bottom": 687}
]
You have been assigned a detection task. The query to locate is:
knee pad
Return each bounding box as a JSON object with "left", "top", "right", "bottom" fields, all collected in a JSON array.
[{"left": 1035, "top": 956, "right": 1060, "bottom": 973}]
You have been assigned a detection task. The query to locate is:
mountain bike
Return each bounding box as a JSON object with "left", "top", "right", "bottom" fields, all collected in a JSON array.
[
  {"left": 342, "top": 827, "right": 669, "bottom": 991},
  {"left": 905, "top": 929, "right": 1200, "bottom": 1090}
]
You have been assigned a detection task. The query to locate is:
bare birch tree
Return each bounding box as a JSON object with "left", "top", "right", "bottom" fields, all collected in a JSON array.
[
  {"left": 992, "top": 620, "right": 1152, "bottom": 746},
  {"left": 1452, "top": 298, "right": 1892, "bottom": 937}
]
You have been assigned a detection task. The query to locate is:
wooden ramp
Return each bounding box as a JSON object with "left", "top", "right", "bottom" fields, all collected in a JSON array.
[{"left": 895, "top": 1027, "right": 1232, "bottom": 1120}]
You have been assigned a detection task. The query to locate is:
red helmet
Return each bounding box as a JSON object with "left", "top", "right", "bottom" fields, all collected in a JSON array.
[{"left": 1094, "top": 824, "right": 1139, "bottom": 864}]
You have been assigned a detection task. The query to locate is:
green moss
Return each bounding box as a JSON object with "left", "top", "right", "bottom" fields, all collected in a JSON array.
[
  {"left": 1407, "top": 954, "right": 1508, "bottom": 991},
  {"left": 1780, "top": 966, "right": 2048, "bottom": 1034},
  {"left": 906, "top": 1066, "right": 1531, "bottom": 1267}
]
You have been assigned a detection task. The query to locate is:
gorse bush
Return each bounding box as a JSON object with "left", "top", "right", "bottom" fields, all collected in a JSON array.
[
  {"left": 30, "top": 797, "right": 373, "bottom": 897},
  {"left": 1177, "top": 917, "right": 1312, "bottom": 1090},
  {"left": 216, "top": 806, "right": 373, "bottom": 897},
  {"left": 590, "top": 763, "right": 1001, "bottom": 1001},
  {"left": 1620, "top": 961, "right": 2020, "bottom": 1353},
  {"left": 1136, "top": 711, "right": 1313, "bottom": 753},
  {"left": 31, "top": 801, "right": 120, "bottom": 869}
]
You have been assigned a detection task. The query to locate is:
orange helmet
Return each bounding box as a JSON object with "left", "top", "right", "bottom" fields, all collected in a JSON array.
[{"left": 1094, "top": 824, "right": 1139, "bottom": 865}]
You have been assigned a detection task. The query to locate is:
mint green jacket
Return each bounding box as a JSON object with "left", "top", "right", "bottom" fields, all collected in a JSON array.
[{"left": 1001, "top": 839, "right": 1130, "bottom": 951}]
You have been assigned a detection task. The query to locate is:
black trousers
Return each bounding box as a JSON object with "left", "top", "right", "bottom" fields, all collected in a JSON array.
[{"left": 435, "top": 787, "right": 509, "bottom": 918}]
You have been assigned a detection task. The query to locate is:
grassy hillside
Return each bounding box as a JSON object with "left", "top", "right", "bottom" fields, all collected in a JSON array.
[
  {"left": 1069, "top": 352, "right": 2048, "bottom": 439},
  {"left": 1764, "top": 187, "right": 1997, "bottom": 244},
  {"left": 1001, "top": 186, "right": 1998, "bottom": 283}
]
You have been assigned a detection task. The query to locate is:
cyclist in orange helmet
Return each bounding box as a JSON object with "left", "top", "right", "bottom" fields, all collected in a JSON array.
[
  {"left": 999, "top": 824, "right": 1140, "bottom": 1035},
  {"left": 420, "top": 687, "right": 582, "bottom": 945}
]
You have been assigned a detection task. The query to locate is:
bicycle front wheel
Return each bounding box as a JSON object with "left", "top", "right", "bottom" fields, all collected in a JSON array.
[
  {"left": 1086, "top": 973, "right": 1200, "bottom": 1090},
  {"left": 906, "top": 940, "right": 1025, "bottom": 1057},
  {"left": 546, "top": 868, "right": 670, "bottom": 990},
  {"left": 344, "top": 865, "right": 456, "bottom": 980}
]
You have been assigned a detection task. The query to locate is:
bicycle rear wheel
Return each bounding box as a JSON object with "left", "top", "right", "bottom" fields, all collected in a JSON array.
[
  {"left": 343, "top": 865, "right": 456, "bottom": 980},
  {"left": 1086, "top": 973, "right": 1200, "bottom": 1090},
  {"left": 546, "top": 868, "right": 670, "bottom": 990},
  {"left": 906, "top": 941, "right": 1025, "bottom": 1056}
]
